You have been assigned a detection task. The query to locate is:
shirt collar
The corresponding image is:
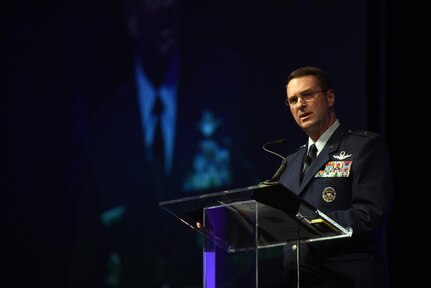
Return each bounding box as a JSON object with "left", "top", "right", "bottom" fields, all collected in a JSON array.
[{"left": 307, "top": 119, "right": 340, "bottom": 155}]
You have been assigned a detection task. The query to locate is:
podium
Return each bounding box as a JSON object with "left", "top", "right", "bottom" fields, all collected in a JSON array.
[{"left": 159, "top": 183, "right": 352, "bottom": 287}]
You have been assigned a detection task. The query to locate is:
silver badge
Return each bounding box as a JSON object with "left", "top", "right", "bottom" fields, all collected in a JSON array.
[
  {"left": 322, "top": 187, "right": 336, "bottom": 202},
  {"left": 333, "top": 151, "right": 352, "bottom": 160}
]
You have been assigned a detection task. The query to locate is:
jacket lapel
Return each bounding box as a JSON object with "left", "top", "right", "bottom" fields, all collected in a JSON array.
[
  {"left": 282, "top": 145, "right": 306, "bottom": 194},
  {"left": 299, "top": 148, "right": 329, "bottom": 191}
]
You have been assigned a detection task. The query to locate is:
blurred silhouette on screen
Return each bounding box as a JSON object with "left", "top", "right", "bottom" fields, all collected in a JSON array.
[{"left": 70, "top": 0, "right": 258, "bottom": 287}]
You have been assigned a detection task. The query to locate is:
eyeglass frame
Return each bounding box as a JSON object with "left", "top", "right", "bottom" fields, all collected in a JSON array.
[{"left": 285, "top": 89, "right": 326, "bottom": 106}]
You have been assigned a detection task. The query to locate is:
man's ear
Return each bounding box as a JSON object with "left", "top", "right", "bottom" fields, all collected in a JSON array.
[{"left": 327, "top": 89, "right": 335, "bottom": 107}]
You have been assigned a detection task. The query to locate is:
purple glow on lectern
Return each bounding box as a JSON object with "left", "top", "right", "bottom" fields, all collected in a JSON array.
[{"left": 204, "top": 251, "right": 215, "bottom": 288}]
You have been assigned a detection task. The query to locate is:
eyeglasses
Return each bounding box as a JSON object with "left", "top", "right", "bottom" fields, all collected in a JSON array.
[{"left": 285, "top": 90, "right": 325, "bottom": 106}]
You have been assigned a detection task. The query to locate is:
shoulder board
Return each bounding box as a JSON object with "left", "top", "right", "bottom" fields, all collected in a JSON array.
[{"left": 347, "top": 129, "right": 378, "bottom": 137}]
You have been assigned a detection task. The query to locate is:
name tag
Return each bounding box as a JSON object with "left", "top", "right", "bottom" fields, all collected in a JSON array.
[{"left": 315, "top": 161, "right": 352, "bottom": 178}]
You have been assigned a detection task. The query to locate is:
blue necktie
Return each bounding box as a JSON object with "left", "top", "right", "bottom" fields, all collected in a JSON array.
[{"left": 152, "top": 94, "right": 164, "bottom": 170}]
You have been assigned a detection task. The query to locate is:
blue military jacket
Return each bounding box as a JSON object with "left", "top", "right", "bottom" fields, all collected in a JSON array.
[
  {"left": 279, "top": 124, "right": 393, "bottom": 286},
  {"left": 280, "top": 124, "right": 392, "bottom": 239}
]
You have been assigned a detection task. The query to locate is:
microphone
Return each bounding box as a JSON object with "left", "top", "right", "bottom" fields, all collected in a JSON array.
[
  {"left": 261, "top": 138, "right": 288, "bottom": 185},
  {"left": 303, "top": 155, "right": 312, "bottom": 166}
]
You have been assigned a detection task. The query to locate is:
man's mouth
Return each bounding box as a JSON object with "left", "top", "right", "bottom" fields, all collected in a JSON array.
[{"left": 299, "top": 112, "right": 312, "bottom": 121}]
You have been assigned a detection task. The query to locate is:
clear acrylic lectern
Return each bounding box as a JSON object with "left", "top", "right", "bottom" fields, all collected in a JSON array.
[{"left": 159, "top": 183, "right": 352, "bottom": 287}]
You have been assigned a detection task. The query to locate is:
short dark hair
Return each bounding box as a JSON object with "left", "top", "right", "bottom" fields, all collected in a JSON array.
[{"left": 286, "top": 66, "right": 333, "bottom": 91}]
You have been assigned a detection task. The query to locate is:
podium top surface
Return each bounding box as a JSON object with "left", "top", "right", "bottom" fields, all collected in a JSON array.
[{"left": 160, "top": 183, "right": 352, "bottom": 251}]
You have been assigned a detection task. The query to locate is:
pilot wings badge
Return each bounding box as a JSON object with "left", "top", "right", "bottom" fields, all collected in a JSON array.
[{"left": 333, "top": 151, "right": 352, "bottom": 160}]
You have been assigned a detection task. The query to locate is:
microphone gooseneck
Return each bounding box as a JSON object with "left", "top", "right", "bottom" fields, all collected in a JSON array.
[
  {"left": 261, "top": 138, "right": 288, "bottom": 185},
  {"left": 262, "top": 138, "right": 287, "bottom": 162}
]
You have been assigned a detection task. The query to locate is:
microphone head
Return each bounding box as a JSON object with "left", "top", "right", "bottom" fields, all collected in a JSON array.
[
  {"left": 275, "top": 138, "right": 288, "bottom": 145},
  {"left": 262, "top": 138, "right": 287, "bottom": 151}
]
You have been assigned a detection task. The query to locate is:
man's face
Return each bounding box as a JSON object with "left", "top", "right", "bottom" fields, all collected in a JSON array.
[
  {"left": 286, "top": 75, "right": 335, "bottom": 139},
  {"left": 127, "top": 0, "right": 183, "bottom": 57}
]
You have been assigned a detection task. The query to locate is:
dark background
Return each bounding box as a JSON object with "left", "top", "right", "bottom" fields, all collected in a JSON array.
[{"left": 3, "top": 0, "right": 428, "bottom": 287}]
